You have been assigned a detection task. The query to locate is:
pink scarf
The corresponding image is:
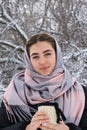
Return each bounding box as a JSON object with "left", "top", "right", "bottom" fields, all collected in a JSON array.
[{"left": 3, "top": 39, "right": 85, "bottom": 125}]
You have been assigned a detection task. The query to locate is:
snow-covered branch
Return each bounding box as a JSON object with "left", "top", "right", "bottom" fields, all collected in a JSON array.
[
  {"left": 0, "top": 57, "right": 23, "bottom": 65},
  {"left": 1, "top": 3, "right": 28, "bottom": 41},
  {"left": 0, "top": 40, "right": 24, "bottom": 51}
]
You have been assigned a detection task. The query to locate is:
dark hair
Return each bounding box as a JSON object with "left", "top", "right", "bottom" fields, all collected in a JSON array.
[{"left": 26, "top": 33, "right": 56, "bottom": 57}]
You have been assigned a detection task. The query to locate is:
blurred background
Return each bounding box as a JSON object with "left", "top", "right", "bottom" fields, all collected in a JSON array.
[{"left": 0, "top": 0, "right": 87, "bottom": 102}]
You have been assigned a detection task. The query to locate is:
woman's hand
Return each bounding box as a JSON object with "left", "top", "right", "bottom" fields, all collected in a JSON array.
[
  {"left": 39, "top": 120, "right": 69, "bottom": 130},
  {"left": 25, "top": 110, "right": 49, "bottom": 130},
  {"left": 25, "top": 111, "right": 69, "bottom": 130}
]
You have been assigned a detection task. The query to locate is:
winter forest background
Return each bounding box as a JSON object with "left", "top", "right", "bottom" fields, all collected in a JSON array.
[{"left": 0, "top": 0, "right": 87, "bottom": 101}]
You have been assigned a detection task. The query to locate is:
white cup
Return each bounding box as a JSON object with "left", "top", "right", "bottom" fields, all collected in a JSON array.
[{"left": 38, "top": 105, "right": 57, "bottom": 124}]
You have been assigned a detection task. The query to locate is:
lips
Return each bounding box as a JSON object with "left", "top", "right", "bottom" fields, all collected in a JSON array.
[{"left": 40, "top": 66, "right": 50, "bottom": 70}]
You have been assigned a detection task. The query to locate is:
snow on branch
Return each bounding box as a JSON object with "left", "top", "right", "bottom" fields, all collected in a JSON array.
[
  {"left": 0, "top": 57, "right": 23, "bottom": 64},
  {"left": 0, "top": 57, "right": 24, "bottom": 67},
  {"left": 63, "top": 53, "right": 73, "bottom": 62},
  {"left": 81, "top": 48, "right": 87, "bottom": 53},
  {"left": 0, "top": 40, "right": 16, "bottom": 47},
  {"left": 0, "top": 18, "right": 7, "bottom": 24},
  {"left": 1, "top": 3, "right": 28, "bottom": 41},
  {"left": 63, "top": 45, "right": 87, "bottom": 65},
  {"left": 70, "top": 43, "right": 81, "bottom": 53},
  {"left": 0, "top": 21, "right": 16, "bottom": 35},
  {"left": 0, "top": 40, "right": 24, "bottom": 51}
]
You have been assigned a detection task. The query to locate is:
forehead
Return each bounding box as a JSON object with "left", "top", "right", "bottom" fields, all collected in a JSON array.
[{"left": 29, "top": 41, "right": 54, "bottom": 54}]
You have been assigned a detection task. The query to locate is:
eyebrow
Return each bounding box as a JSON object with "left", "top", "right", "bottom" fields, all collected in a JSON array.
[{"left": 30, "top": 49, "right": 52, "bottom": 57}]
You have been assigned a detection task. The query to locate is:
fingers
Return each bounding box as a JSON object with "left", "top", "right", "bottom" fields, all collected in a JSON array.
[
  {"left": 41, "top": 121, "right": 69, "bottom": 130},
  {"left": 31, "top": 111, "right": 49, "bottom": 122},
  {"left": 42, "top": 122, "right": 56, "bottom": 130},
  {"left": 59, "top": 120, "right": 65, "bottom": 124},
  {"left": 30, "top": 110, "right": 50, "bottom": 129}
]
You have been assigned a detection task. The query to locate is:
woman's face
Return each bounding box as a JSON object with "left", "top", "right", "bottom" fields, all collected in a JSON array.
[{"left": 29, "top": 41, "right": 56, "bottom": 76}]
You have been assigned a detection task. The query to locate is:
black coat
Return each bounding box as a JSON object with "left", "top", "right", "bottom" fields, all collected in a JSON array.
[{"left": 0, "top": 86, "right": 87, "bottom": 130}]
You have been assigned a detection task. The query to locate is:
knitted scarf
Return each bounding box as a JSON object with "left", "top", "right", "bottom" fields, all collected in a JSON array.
[{"left": 3, "top": 38, "right": 85, "bottom": 125}]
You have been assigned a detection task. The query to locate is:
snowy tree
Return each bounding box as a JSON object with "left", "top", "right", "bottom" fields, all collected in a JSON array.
[{"left": 0, "top": 0, "right": 87, "bottom": 98}]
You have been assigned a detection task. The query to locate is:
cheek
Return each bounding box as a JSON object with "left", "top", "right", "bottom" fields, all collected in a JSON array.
[
  {"left": 52, "top": 55, "right": 56, "bottom": 65},
  {"left": 31, "top": 60, "right": 38, "bottom": 70}
]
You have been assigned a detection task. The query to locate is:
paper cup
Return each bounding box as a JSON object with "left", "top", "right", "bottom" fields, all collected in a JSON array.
[{"left": 38, "top": 105, "right": 57, "bottom": 124}]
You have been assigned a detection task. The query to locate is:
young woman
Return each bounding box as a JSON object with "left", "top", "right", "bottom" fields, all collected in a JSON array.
[{"left": 0, "top": 33, "right": 87, "bottom": 130}]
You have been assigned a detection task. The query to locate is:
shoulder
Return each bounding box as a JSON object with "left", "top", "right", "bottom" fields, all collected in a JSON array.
[
  {"left": 81, "top": 85, "right": 87, "bottom": 110},
  {"left": 79, "top": 85, "right": 87, "bottom": 128},
  {"left": 82, "top": 85, "right": 87, "bottom": 100}
]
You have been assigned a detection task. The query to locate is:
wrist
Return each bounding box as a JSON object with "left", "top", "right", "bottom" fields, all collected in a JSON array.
[{"left": 25, "top": 124, "right": 31, "bottom": 130}]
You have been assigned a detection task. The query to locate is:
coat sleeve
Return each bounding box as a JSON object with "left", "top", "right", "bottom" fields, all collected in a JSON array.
[
  {"left": 0, "top": 122, "right": 28, "bottom": 130},
  {"left": 67, "top": 123, "right": 82, "bottom": 130}
]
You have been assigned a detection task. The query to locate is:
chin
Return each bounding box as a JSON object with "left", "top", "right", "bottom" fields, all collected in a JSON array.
[{"left": 41, "top": 72, "right": 52, "bottom": 76}]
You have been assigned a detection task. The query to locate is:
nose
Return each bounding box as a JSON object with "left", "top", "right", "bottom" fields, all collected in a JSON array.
[{"left": 39, "top": 56, "right": 46, "bottom": 65}]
